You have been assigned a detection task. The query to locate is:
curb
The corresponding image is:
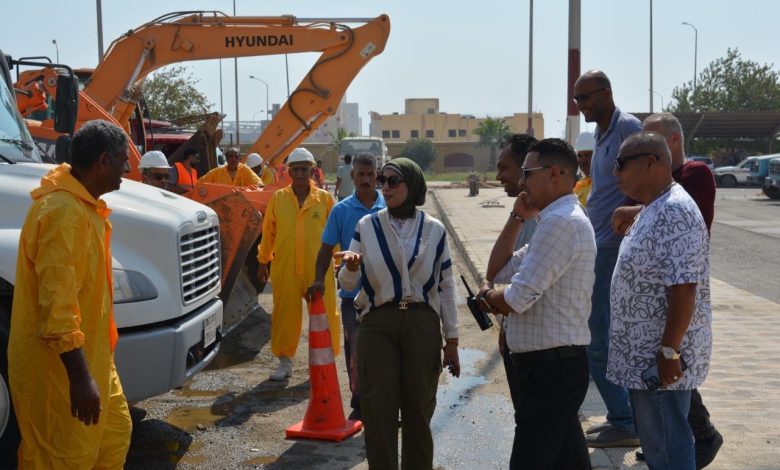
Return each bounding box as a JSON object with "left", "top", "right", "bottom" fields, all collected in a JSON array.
[{"left": 429, "top": 189, "right": 486, "bottom": 287}]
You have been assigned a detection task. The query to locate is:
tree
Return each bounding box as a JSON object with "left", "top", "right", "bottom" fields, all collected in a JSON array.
[
  {"left": 328, "top": 127, "right": 355, "bottom": 156},
  {"left": 474, "top": 117, "right": 512, "bottom": 167},
  {"left": 142, "top": 65, "right": 213, "bottom": 121},
  {"left": 669, "top": 48, "right": 780, "bottom": 113},
  {"left": 668, "top": 49, "right": 780, "bottom": 159},
  {"left": 399, "top": 138, "right": 437, "bottom": 171}
]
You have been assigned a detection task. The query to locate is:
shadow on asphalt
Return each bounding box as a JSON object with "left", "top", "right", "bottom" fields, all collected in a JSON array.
[
  {"left": 125, "top": 408, "right": 193, "bottom": 470},
  {"left": 264, "top": 436, "right": 367, "bottom": 469}
]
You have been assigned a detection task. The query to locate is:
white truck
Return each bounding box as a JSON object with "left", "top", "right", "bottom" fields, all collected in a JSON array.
[
  {"left": 713, "top": 156, "right": 755, "bottom": 188},
  {"left": 339, "top": 136, "right": 388, "bottom": 170},
  {"left": 0, "top": 51, "right": 224, "bottom": 461}
]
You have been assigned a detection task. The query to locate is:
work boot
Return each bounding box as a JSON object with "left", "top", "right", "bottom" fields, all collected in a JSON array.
[{"left": 270, "top": 356, "right": 292, "bottom": 381}]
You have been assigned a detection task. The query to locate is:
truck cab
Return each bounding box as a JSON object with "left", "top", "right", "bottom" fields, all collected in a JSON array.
[
  {"left": 339, "top": 137, "right": 387, "bottom": 171},
  {"left": 763, "top": 157, "right": 780, "bottom": 199},
  {"left": 746, "top": 154, "right": 780, "bottom": 186},
  {"left": 0, "top": 50, "right": 224, "bottom": 460}
]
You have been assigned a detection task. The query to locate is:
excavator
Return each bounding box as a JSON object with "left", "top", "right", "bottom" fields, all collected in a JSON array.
[{"left": 15, "top": 11, "right": 390, "bottom": 331}]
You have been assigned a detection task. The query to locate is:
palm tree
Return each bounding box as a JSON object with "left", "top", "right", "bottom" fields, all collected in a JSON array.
[{"left": 474, "top": 117, "right": 512, "bottom": 167}]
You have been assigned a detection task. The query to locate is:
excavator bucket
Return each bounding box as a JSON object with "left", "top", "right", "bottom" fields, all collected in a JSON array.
[{"left": 189, "top": 184, "right": 262, "bottom": 332}]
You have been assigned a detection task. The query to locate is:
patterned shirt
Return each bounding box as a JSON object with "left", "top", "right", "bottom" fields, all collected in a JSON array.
[
  {"left": 494, "top": 194, "right": 596, "bottom": 353},
  {"left": 607, "top": 183, "right": 712, "bottom": 390}
]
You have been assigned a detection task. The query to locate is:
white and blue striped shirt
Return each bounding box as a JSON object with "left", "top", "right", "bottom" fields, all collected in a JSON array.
[{"left": 338, "top": 209, "right": 458, "bottom": 339}]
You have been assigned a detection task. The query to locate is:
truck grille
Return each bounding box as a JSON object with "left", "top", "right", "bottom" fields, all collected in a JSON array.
[{"left": 179, "top": 226, "right": 221, "bottom": 305}]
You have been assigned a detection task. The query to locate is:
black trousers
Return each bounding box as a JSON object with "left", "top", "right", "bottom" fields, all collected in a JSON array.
[
  {"left": 508, "top": 348, "right": 591, "bottom": 470},
  {"left": 689, "top": 388, "right": 716, "bottom": 440}
]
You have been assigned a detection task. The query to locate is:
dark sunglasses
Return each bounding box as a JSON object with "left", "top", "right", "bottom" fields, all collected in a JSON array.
[
  {"left": 572, "top": 87, "right": 608, "bottom": 104},
  {"left": 148, "top": 173, "right": 170, "bottom": 181},
  {"left": 613, "top": 153, "right": 659, "bottom": 172},
  {"left": 376, "top": 174, "right": 406, "bottom": 188}
]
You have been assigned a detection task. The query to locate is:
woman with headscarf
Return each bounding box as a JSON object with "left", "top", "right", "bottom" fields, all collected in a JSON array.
[{"left": 337, "top": 158, "right": 460, "bottom": 469}]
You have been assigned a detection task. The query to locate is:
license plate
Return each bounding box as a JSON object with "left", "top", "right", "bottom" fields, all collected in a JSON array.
[{"left": 203, "top": 313, "right": 217, "bottom": 348}]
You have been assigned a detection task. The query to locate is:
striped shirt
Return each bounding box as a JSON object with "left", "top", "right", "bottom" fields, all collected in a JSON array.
[
  {"left": 494, "top": 194, "right": 596, "bottom": 353},
  {"left": 338, "top": 209, "right": 458, "bottom": 339}
]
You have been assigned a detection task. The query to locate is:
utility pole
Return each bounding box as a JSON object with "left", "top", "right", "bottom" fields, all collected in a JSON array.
[
  {"left": 96, "top": 0, "right": 104, "bottom": 61},
  {"left": 565, "top": 0, "right": 581, "bottom": 145},
  {"left": 526, "top": 0, "right": 534, "bottom": 136},
  {"left": 682, "top": 22, "right": 698, "bottom": 92}
]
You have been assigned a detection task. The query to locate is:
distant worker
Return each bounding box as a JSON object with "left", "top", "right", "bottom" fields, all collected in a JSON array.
[
  {"left": 257, "top": 148, "right": 339, "bottom": 381},
  {"left": 312, "top": 159, "right": 325, "bottom": 189},
  {"left": 139, "top": 150, "right": 172, "bottom": 189},
  {"left": 9, "top": 120, "right": 132, "bottom": 468},
  {"left": 199, "top": 147, "right": 263, "bottom": 187},
  {"left": 335, "top": 154, "right": 355, "bottom": 201},
  {"left": 573, "top": 131, "right": 595, "bottom": 207},
  {"left": 306, "top": 153, "right": 386, "bottom": 420},
  {"left": 246, "top": 152, "right": 264, "bottom": 177},
  {"left": 170, "top": 147, "right": 199, "bottom": 192}
]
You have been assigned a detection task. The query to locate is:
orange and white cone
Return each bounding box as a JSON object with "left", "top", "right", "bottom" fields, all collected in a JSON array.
[{"left": 285, "top": 293, "right": 362, "bottom": 441}]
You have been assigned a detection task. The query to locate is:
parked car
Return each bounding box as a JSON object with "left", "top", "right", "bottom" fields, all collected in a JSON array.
[
  {"left": 762, "top": 156, "right": 780, "bottom": 199},
  {"left": 713, "top": 157, "right": 756, "bottom": 188},
  {"left": 688, "top": 156, "right": 714, "bottom": 171}
]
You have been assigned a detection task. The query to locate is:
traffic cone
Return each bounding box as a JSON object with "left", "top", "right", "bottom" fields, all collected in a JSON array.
[{"left": 285, "top": 293, "right": 362, "bottom": 441}]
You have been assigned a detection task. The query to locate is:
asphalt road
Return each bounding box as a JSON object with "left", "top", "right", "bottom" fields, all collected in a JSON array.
[{"left": 710, "top": 187, "right": 780, "bottom": 304}]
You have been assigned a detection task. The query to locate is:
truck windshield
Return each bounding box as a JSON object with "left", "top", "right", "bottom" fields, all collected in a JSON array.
[
  {"left": 0, "top": 79, "right": 42, "bottom": 163},
  {"left": 340, "top": 140, "right": 382, "bottom": 156}
]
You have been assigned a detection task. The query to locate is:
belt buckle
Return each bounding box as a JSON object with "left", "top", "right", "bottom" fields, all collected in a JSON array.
[{"left": 399, "top": 300, "right": 408, "bottom": 310}]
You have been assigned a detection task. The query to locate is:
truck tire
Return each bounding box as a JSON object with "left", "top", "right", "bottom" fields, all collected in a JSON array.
[
  {"left": 0, "top": 301, "right": 20, "bottom": 469},
  {"left": 762, "top": 186, "right": 780, "bottom": 200},
  {"left": 719, "top": 174, "right": 737, "bottom": 188}
]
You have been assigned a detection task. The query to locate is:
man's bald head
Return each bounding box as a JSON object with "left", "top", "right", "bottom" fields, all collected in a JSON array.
[
  {"left": 575, "top": 69, "right": 611, "bottom": 89},
  {"left": 643, "top": 113, "right": 685, "bottom": 167},
  {"left": 620, "top": 132, "right": 672, "bottom": 167}
]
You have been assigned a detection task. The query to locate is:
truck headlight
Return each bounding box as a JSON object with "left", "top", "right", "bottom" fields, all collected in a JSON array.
[{"left": 113, "top": 269, "right": 158, "bottom": 304}]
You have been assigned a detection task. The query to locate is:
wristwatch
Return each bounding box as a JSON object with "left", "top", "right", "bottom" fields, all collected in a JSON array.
[{"left": 660, "top": 345, "right": 681, "bottom": 360}]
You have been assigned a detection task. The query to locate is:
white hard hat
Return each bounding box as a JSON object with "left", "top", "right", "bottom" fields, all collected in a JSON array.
[
  {"left": 246, "top": 152, "right": 263, "bottom": 169},
  {"left": 139, "top": 150, "right": 171, "bottom": 169},
  {"left": 574, "top": 131, "right": 595, "bottom": 152},
  {"left": 287, "top": 147, "right": 316, "bottom": 166}
]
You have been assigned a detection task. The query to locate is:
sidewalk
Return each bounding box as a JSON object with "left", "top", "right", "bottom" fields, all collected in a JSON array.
[{"left": 431, "top": 186, "right": 780, "bottom": 470}]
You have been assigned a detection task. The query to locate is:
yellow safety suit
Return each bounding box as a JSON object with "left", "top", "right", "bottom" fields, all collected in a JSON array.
[
  {"left": 261, "top": 165, "right": 276, "bottom": 186},
  {"left": 574, "top": 175, "right": 592, "bottom": 207},
  {"left": 199, "top": 163, "right": 263, "bottom": 187},
  {"left": 9, "top": 164, "right": 131, "bottom": 469},
  {"left": 257, "top": 182, "right": 339, "bottom": 358}
]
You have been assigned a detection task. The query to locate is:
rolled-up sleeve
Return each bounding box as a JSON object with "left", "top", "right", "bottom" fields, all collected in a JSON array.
[
  {"left": 494, "top": 245, "right": 528, "bottom": 284},
  {"left": 32, "top": 204, "right": 86, "bottom": 353},
  {"left": 503, "top": 216, "right": 575, "bottom": 314}
]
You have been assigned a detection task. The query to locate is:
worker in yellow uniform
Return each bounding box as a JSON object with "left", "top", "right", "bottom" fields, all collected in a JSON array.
[
  {"left": 257, "top": 147, "right": 339, "bottom": 381},
  {"left": 199, "top": 147, "right": 263, "bottom": 187},
  {"left": 9, "top": 120, "right": 133, "bottom": 469},
  {"left": 573, "top": 131, "right": 595, "bottom": 207}
]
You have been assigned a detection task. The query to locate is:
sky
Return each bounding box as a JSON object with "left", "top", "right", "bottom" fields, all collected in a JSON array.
[{"left": 2, "top": 0, "right": 779, "bottom": 139}]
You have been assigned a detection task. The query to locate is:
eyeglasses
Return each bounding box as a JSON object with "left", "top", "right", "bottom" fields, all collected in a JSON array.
[
  {"left": 147, "top": 173, "right": 169, "bottom": 181},
  {"left": 376, "top": 174, "right": 406, "bottom": 188},
  {"left": 520, "top": 165, "right": 551, "bottom": 180},
  {"left": 572, "top": 87, "right": 608, "bottom": 105},
  {"left": 613, "top": 153, "right": 659, "bottom": 172}
]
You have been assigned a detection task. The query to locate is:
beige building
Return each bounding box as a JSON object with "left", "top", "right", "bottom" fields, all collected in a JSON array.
[{"left": 369, "top": 98, "right": 544, "bottom": 143}]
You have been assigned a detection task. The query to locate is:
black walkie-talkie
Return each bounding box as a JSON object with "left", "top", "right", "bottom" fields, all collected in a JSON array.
[{"left": 460, "top": 275, "right": 493, "bottom": 331}]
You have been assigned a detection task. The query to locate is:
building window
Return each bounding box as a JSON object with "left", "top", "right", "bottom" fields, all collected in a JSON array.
[
  {"left": 448, "top": 129, "right": 456, "bottom": 138},
  {"left": 411, "top": 130, "right": 419, "bottom": 139},
  {"left": 427, "top": 108, "right": 435, "bottom": 114},
  {"left": 426, "top": 130, "right": 434, "bottom": 138},
  {"left": 459, "top": 129, "right": 467, "bottom": 137},
  {"left": 391, "top": 130, "right": 400, "bottom": 138},
  {"left": 382, "top": 130, "right": 390, "bottom": 138}
]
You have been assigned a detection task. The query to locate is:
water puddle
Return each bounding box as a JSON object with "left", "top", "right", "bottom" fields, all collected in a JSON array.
[{"left": 434, "top": 348, "right": 488, "bottom": 415}]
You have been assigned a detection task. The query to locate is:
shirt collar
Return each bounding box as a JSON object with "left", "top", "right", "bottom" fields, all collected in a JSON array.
[
  {"left": 595, "top": 106, "right": 622, "bottom": 143},
  {"left": 537, "top": 193, "right": 578, "bottom": 221},
  {"left": 347, "top": 190, "right": 385, "bottom": 210}
]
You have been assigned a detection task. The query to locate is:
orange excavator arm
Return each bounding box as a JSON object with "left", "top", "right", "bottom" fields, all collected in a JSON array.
[{"left": 83, "top": 11, "right": 390, "bottom": 162}]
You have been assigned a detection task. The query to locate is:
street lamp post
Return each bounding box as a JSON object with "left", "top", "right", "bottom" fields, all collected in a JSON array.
[
  {"left": 249, "top": 76, "right": 270, "bottom": 122},
  {"left": 682, "top": 22, "right": 698, "bottom": 92},
  {"left": 651, "top": 90, "right": 664, "bottom": 111},
  {"left": 51, "top": 39, "right": 59, "bottom": 63}
]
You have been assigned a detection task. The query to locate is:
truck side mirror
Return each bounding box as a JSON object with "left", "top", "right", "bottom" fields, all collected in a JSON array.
[{"left": 54, "top": 74, "right": 78, "bottom": 135}]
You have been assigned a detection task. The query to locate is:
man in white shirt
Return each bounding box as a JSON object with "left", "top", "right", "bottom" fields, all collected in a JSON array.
[
  {"left": 335, "top": 154, "right": 356, "bottom": 201},
  {"left": 608, "top": 132, "right": 711, "bottom": 469},
  {"left": 480, "top": 138, "right": 596, "bottom": 469}
]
